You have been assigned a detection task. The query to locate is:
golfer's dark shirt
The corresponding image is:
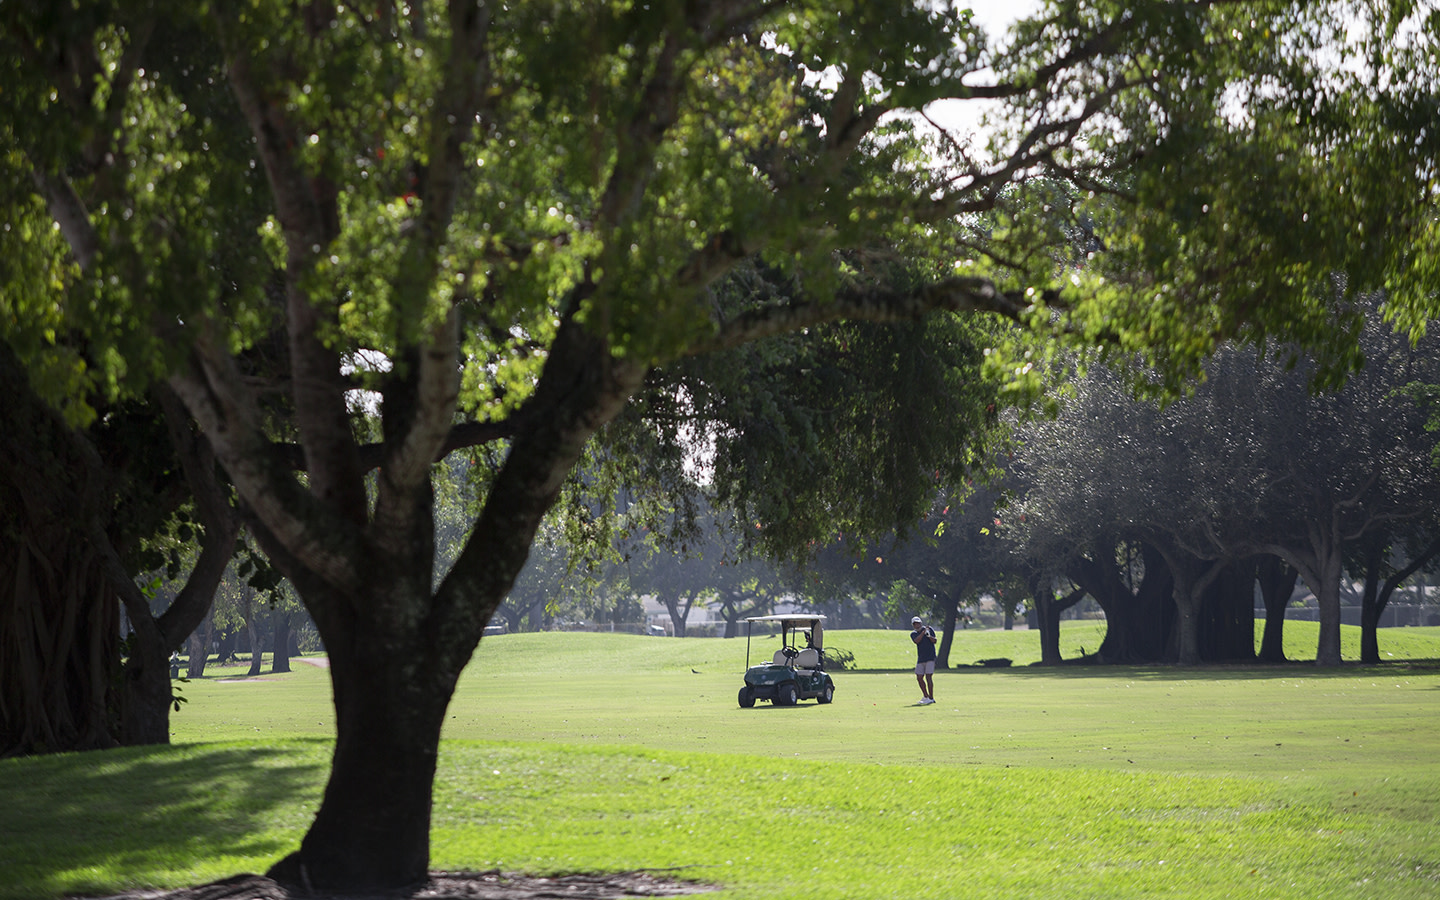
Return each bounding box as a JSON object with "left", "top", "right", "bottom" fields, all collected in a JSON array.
[{"left": 912, "top": 628, "right": 936, "bottom": 663}]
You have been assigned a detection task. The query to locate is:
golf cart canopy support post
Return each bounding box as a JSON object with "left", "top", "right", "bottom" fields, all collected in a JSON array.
[{"left": 743, "top": 614, "right": 825, "bottom": 670}]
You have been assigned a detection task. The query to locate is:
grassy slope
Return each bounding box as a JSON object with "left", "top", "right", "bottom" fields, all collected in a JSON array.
[{"left": 2, "top": 624, "right": 1437, "bottom": 899}]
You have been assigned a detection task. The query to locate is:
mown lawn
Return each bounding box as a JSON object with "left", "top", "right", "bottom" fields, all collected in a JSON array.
[{"left": 1, "top": 622, "right": 1437, "bottom": 899}]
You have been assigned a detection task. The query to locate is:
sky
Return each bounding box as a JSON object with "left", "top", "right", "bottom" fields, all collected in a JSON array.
[{"left": 928, "top": 0, "right": 1046, "bottom": 140}]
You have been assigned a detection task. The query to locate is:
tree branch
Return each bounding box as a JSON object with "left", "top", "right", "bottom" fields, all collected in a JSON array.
[
  {"left": 595, "top": 27, "right": 690, "bottom": 231},
  {"left": 30, "top": 170, "right": 100, "bottom": 271},
  {"left": 169, "top": 335, "right": 364, "bottom": 595},
  {"left": 216, "top": 10, "right": 367, "bottom": 526},
  {"left": 686, "top": 276, "right": 1038, "bottom": 358},
  {"left": 430, "top": 314, "right": 648, "bottom": 662},
  {"left": 1380, "top": 535, "right": 1440, "bottom": 606},
  {"left": 372, "top": 0, "right": 493, "bottom": 540},
  {"left": 151, "top": 384, "right": 242, "bottom": 648}
]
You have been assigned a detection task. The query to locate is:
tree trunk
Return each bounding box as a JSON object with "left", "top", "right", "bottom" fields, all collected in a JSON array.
[
  {"left": 1264, "top": 518, "right": 1359, "bottom": 667},
  {"left": 1357, "top": 536, "right": 1440, "bottom": 664},
  {"left": 935, "top": 594, "right": 959, "bottom": 668},
  {"left": 1198, "top": 559, "right": 1256, "bottom": 662},
  {"left": 187, "top": 613, "right": 213, "bottom": 678},
  {"left": 199, "top": 311, "right": 647, "bottom": 891},
  {"left": 525, "top": 596, "right": 547, "bottom": 632},
  {"left": 120, "top": 624, "right": 173, "bottom": 745},
  {"left": 1312, "top": 547, "right": 1345, "bottom": 666},
  {"left": 244, "top": 595, "right": 264, "bottom": 677},
  {"left": 267, "top": 602, "right": 458, "bottom": 890},
  {"left": 1255, "top": 555, "right": 1297, "bottom": 663},
  {"left": 0, "top": 342, "right": 121, "bottom": 754},
  {"left": 1068, "top": 541, "right": 1172, "bottom": 663},
  {"left": 1149, "top": 540, "right": 1227, "bottom": 667},
  {"left": 1031, "top": 579, "right": 1084, "bottom": 666},
  {"left": 0, "top": 540, "right": 121, "bottom": 754},
  {"left": 108, "top": 533, "right": 179, "bottom": 745},
  {"left": 499, "top": 603, "right": 525, "bottom": 633},
  {"left": 273, "top": 612, "right": 293, "bottom": 673},
  {"left": 215, "top": 627, "right": 238, "bottom": 665},
  {"left": 116, "top": 564, "right": 228, "bottom": 744},
  {"left": 1169, "top": 576, "right": 1203, "bottom": 666},
  {"left": 1359, "top": 592, "right": 1382, "bottom": 662},
  {"left": 661, "top": 594, "right": 692, "bottom": 637},
  {"left": 1035, "top": 592, "right": 1063, "bottom": 665},
  {"left": 1358, "top": 541, "right": 1384, "bottom": 665},
  {"left": 111, "top": 382, "right": 238, "bottom": 742}
]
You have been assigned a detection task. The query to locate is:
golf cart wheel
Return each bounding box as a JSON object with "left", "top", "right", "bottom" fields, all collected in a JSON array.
[
  {"left": 817, "top": 682, "right": 834, "bottom": 704},
  {"left": 738, "top": 686, "right": 756, "bottom": 708},
  {"left": 777, "top": 683, "right": 798, "bottom": 706}
]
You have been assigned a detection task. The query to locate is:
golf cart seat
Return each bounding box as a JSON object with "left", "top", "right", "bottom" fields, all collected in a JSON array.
[
  {"left": 794, "top": 648, "right": 820, "bottom": 669},
  {"left": 773, "top": 649, "right": 792, "bottom": 666}
]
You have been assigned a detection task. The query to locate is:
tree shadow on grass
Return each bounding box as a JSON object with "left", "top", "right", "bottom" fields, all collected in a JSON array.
[
  {"left": 0, "top": 740, "right": 330, "bottom": 899},
  {"left": 846, "top": 658, "right": 1440, "bottom": 681}
]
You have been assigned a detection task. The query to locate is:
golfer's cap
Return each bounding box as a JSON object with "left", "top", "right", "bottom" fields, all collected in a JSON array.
[{"left": 911, "top": 616, "right": 922, "bottom": 624}]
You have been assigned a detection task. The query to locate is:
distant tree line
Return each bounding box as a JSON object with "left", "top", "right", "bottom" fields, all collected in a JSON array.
[{"left": 473, "top": 303, "right": 1440, "bottom": 674}]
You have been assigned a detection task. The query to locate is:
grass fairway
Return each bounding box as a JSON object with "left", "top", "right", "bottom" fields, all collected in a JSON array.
[{"left": 2, "top": 623, "right": 1438, "bottom": 899}]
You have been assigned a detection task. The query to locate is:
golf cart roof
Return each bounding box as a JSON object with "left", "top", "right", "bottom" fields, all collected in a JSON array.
[
  {"left": 743, "top": 614, "right": 826, "bottom": 624},
  {"left": 742, "top": 614, "right": 825, "bottom": 665}
]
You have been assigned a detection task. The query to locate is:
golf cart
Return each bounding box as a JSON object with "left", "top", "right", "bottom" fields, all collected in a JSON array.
[{"left": 738, "top": 614, "right": 835, "bottom": 707}]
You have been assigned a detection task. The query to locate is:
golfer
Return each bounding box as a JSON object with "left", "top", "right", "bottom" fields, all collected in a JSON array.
[{"left": 911, "top": 615, "right": 937, "bottom": 704}]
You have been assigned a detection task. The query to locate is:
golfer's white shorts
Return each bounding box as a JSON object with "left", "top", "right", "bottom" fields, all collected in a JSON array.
[{"left": 915, "top": 660, "right": 935, "bottom": 675}]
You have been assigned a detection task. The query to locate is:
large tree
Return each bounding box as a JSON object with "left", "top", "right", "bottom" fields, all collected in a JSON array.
[
  {"left": 0, "top": 345, "right": 124, "bottom": 754},
  {"left": 1239, "top": 312, "right": 1440, "bottom": 664},
  {"left": 1352, "top": 530, "right": 1440, "bottom": 664},
  {"left": 659, "top": 277, "right": 1005, "bottom": 559},
  {"left": 1009, "top": 307, "right": 1440, "bottom": 666},
  {"left": 5, "top": 0, "right": 1439, "bottom": 891},
  {"left": 0, "top": 343, "right": 238, "bottom": 753}
]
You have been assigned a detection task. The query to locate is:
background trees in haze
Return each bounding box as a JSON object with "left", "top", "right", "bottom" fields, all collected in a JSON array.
[
  {"left": 1006, "top": 305, "right": 1440, "bottom": 666},
  {"left": 788, "top": 484, "right": 1024, "bottom": 667},
  {"left": 494, "top": 526, "right": 570, "bottom": 634},
  {"left": 615, "top": 508, "right": 723, "bottom": 638}
]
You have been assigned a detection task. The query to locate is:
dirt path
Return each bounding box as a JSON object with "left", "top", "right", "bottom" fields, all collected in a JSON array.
[{"left": 87, "top": 870, "right": 716, "bottom": 900}]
